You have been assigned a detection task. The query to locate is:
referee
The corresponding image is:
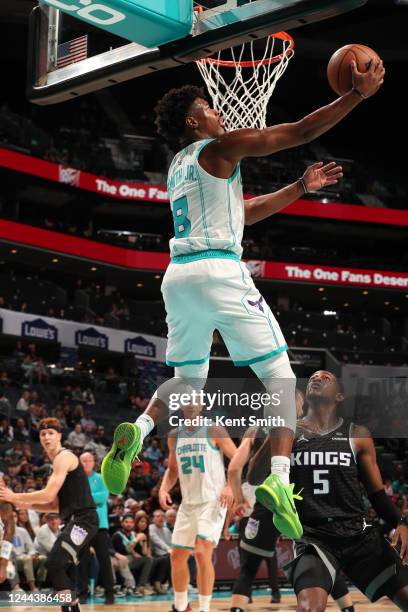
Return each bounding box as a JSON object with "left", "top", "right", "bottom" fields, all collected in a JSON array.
[{"left": 79, "top": 452, "right": 115, "bottom": 605}]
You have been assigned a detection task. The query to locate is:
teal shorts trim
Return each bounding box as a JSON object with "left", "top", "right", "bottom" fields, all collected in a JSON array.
[
  {"left": 171, "top": 249, "right": 240, "bottom": 264},
  {"left": 171, "top": 543, "right": 195, "bottom": 549},
  {"left": 233, "top": 344, "right": 288, "bottom": 367},
  {"left": 166, "top": 353, "right": 211, "bottom": 367}
]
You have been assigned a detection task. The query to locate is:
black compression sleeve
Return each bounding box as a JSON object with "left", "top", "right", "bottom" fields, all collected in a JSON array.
[{"left": 368, "top": 489, "right": 401, "bottom": 527}]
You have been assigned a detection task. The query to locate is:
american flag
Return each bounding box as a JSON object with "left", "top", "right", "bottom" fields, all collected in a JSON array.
[{"left": 57, "top": 35, "right": 88, "bottom": 69}]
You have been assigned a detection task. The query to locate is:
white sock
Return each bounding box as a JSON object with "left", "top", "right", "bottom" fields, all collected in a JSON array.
[
  {"left": 271, "top": 455, "right": 290, "bottom": 486},
  {"left": 198, "top": 594, "right": 212, "bottom": 612},
  {"left": 135, "top": 414, "right": 155, "bottom": 439},
  {"left": 174, "top": 591, "right": 188, "bottom": 612}
]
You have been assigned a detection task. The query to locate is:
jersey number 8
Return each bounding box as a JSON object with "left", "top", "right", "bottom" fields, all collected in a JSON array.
[{"left": 172, "top": 196, "right": 191, "bottom": 238}]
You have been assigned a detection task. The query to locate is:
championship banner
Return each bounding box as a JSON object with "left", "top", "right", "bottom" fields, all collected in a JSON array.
[
  {"left": 0, "top": 308, "right": 166, "bottom": 361},
  {"left": 2, "top": 147, "right": 408, "bottom": 227}
]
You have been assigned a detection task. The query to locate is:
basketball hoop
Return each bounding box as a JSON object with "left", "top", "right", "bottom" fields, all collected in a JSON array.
[{"left": 195, "top": 7, "right": 295, "bottom": 132}]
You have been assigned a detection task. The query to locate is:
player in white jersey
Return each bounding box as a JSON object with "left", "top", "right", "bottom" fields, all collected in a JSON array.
[
  {"left": 102, "top": 61, "right": 385, "bottom": 542},
  {"left": 159, "top": 401, "right": 236, "bottom": 612},
  {"left": 0, "top": 476, "right": 15, "bottom": 586}
]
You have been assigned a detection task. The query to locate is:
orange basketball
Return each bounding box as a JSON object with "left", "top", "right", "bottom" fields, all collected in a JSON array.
[{"left": 327, "top": 44, "right": 381, "bottom": 96}]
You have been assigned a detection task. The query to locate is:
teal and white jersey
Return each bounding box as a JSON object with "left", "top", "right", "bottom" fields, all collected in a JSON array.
[
  {"left": 175, "top": 425, "right": 226, "bottom": 504},
  {"left": 167, "top": 139, "right": 244, "bottom": 259}
]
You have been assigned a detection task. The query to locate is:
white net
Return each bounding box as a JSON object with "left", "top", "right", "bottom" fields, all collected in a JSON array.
[{"left": 196, "top": 32, "right": 294, "bottom": 131}]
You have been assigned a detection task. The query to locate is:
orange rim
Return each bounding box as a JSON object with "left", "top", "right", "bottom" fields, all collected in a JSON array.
[{"left": 197, "top": 31, "right": 295, "bottom": 68}]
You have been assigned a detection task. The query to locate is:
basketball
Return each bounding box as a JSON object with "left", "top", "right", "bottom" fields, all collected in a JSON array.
[{"left": 327, "top": 44, "right": 381, "bottom": 96}]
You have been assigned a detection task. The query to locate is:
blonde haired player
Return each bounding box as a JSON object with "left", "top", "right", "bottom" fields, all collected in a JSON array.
[{"left": 159, "top": 401, "right": 236, "bottom": 612}]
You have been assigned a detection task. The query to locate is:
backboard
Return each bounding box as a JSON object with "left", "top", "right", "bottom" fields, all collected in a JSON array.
[{"left": 27, "top": 0, "right": 368, "bottom": 105}]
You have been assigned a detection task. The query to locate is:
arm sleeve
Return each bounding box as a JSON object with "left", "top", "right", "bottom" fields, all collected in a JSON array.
[{"left": 368, "top": 489, "right": 402, "bottom": 527}]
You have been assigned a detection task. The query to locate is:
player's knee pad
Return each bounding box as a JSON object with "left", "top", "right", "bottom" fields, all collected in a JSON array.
[
  {"left": 232, "top": 550, "right": 262, "bottom": 597},
  {"left": 154, "top": 362, "right": 209, "bottom": 410},
  {"left": 251, "top": 351, "right": 297, "bottom": 433}
]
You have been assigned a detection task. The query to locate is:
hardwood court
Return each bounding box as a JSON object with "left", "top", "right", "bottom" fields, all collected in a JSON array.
[{"left": 21, "top": 592, "right": 399, "bottom": 611}]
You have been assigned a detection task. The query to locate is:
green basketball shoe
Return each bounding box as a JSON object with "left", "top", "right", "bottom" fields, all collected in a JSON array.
[
  {"left": 101, "top": 422, "right": 142, "bottom": 494},
  {"left": 255, "top": 473, "right": 303, "bottom": 540}
]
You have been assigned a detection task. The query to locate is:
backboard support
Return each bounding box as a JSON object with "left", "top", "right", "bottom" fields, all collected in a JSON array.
[{"left": 27, "top": 0, "right": 368, "bottom": 105}]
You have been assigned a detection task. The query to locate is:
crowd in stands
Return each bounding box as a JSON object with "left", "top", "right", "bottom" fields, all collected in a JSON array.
[
  {"left": 1, "top": 98, "right": 406, "bottom": 208},
  {"left": 0, "top": 337, "right": 407, "bottom": 598},
  {"left": 0, "top": 263, "right": 406, "bottom": 366}
]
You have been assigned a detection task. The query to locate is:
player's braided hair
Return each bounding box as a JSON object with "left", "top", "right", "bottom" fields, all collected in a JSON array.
[{"left": 154, "top": 85, "right": 206, "bottom": 149}]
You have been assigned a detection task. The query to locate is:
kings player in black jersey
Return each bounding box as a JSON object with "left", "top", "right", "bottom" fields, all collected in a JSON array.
[
  {"left": 248, "top": 371, "right": 408, "bottom": 610},
  {"left": 228, "top": 409, "right": 354, "bottom": 612},
  {"left": 0, "top": 418, "right": 98, "bottom": 612}
]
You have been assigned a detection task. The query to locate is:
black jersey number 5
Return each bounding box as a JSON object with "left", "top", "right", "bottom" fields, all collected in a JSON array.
[{"left": 313, "top": 469, "right": 330, "bottom": 494}]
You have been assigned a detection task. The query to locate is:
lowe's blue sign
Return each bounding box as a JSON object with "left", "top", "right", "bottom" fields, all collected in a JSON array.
[
  {"left": 42, "top": 0, "right": 193, "bottom": 48},
  {"left": 76, "top": 327, "right": 109, "bottom": 350},
  {"left": 125, "top": 336, "right": 156, "bottom": 358},
  {"left": 22, "top": 318, "right": 58, "bottom": 342}
]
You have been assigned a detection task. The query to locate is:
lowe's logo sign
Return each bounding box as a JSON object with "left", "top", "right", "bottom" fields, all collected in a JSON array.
[
  {"left": 76, "top": 327, "right": 109, "bottom": 350},
  {"left": 125, "top": 336, "right": 156, "bottom": 358},
  {"left": 22, "top": 319, "right": 58, "bottom": 342}
]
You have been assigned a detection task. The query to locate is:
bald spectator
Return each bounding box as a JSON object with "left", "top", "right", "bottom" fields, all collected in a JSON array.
[{"left": 79, "top": 452, "right": 114, "bottom": 605}]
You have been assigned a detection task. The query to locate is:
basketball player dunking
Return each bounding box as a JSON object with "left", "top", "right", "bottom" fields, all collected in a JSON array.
[
  {"left": 102, "top": 60, "right": 384, "bottom": 542},
  {"left": 0, "top": 418, "right": 98, "bottom": 611},
  {"left": 159, "top": 401, "right": 236, "bottom": 612},
  {"left": 248, "top": 371, "right": 408, "bottom": 610}
]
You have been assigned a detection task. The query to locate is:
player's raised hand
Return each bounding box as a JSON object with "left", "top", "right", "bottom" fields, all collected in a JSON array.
[
  {"left": 159, "top": 488, "right": 173, "bottom": 511},
  {"left": 392, "top": 523, "right": 408, "bottom": 565},
  {"left": 302, "top": 161, "right": 343, "bottom": 193},
  {"left": 351, "top": 59, "right": 385, "bottom": 98}
]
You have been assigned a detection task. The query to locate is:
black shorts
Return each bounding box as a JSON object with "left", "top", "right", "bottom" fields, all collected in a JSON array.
[
  {"left": 286, "top": 518, "right": 408, "bottom": 602},
  {"left": 59, "top": 509, "right": 99, "bottom": 564},
  {"left": 239, "top": 501, "right": 279, "bottom": 558}
]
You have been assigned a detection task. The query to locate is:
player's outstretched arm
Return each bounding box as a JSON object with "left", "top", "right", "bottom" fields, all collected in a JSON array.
[
  {"left": 245, "top": 161, "right": 343, "bottom": 225},
  {"left": 159, "top": 436, "right": 178, "bottom": 510},
  {"left": 204, "top": 60, "right": 384, "bottom": 169},
  {"left": 0, "top": 452, "right": 73, "bottom": 507},
  {"left": 16, "top": 500, "right": 60, "bottom": 513}
]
